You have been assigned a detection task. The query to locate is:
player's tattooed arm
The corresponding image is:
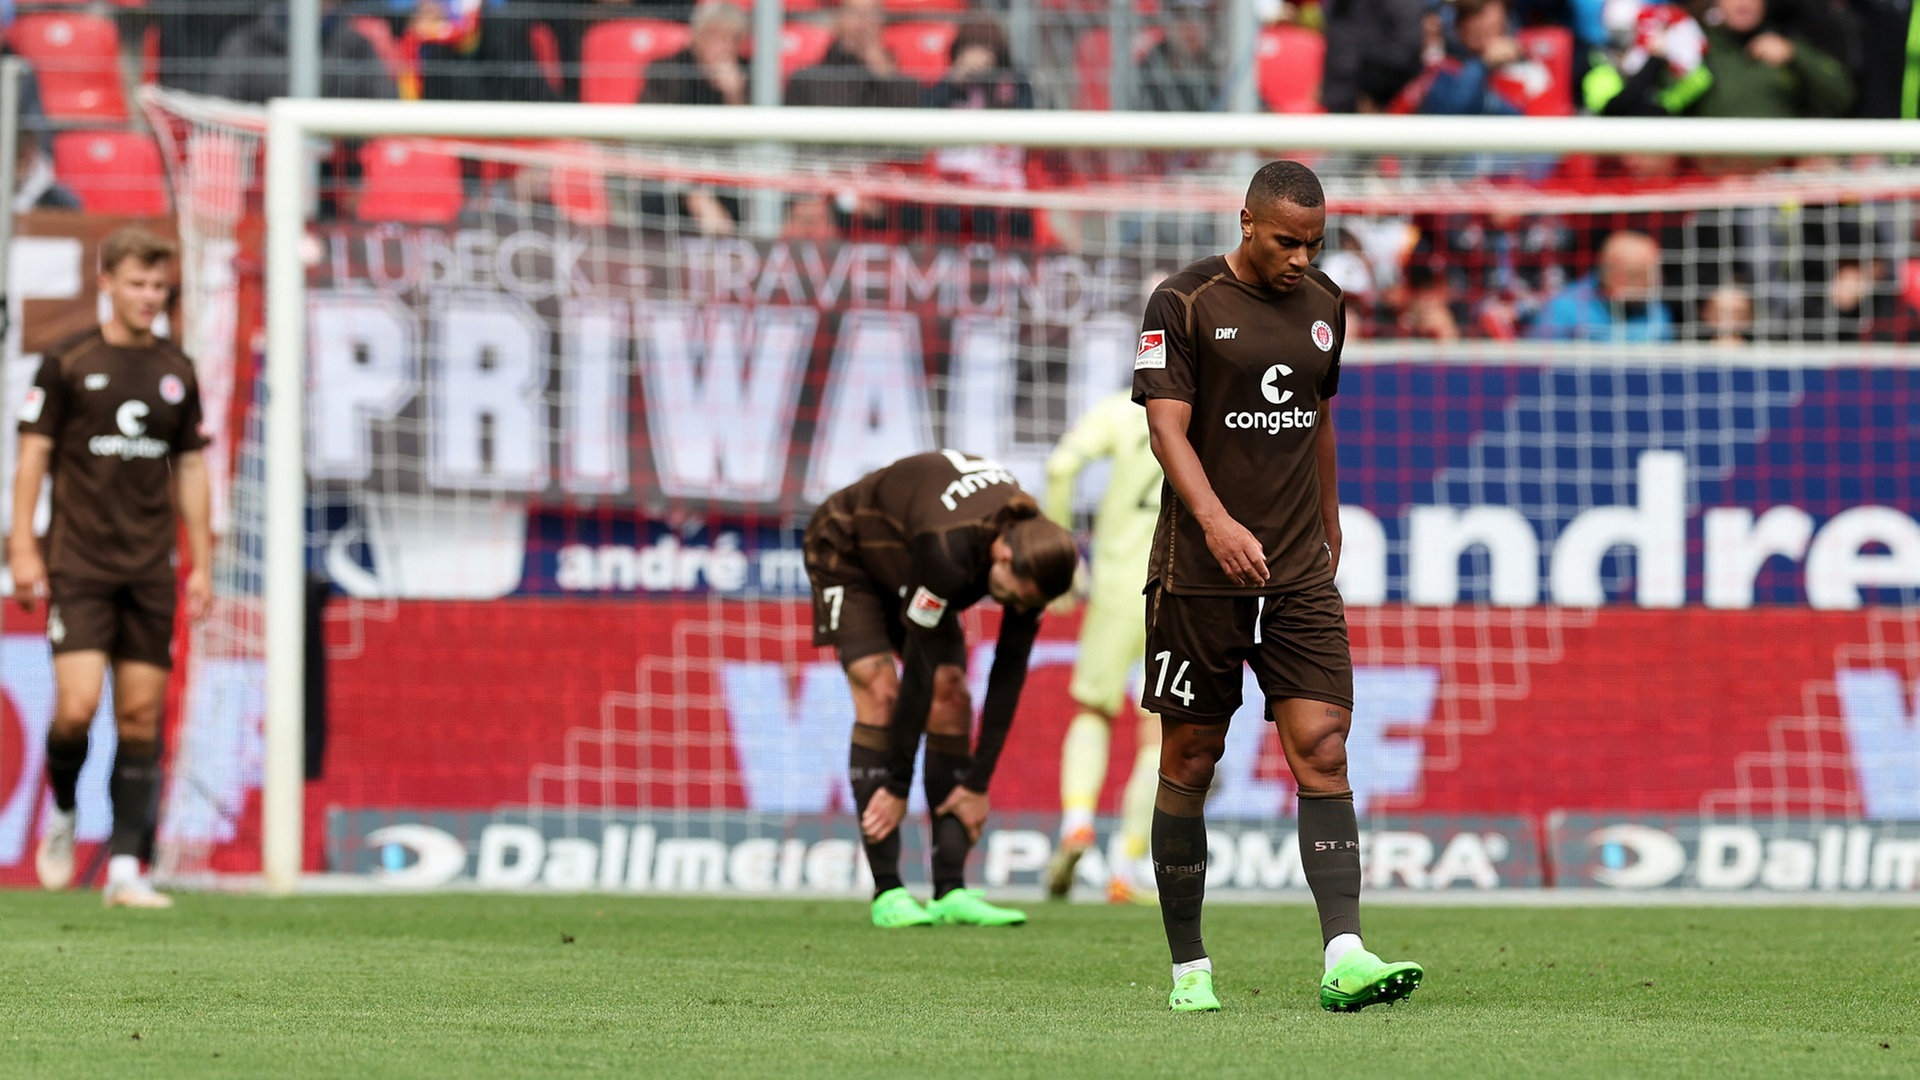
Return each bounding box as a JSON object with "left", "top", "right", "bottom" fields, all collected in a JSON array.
[{"left": 1144, "top": 397, "right": 1268, "bottom": 587}]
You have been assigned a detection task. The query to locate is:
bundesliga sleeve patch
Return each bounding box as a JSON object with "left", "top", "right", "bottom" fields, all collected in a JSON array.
[
  {"left": 906, "top": 586, "right": 950, "bottom": 629},
  {"left": 1135, "top": 330, "right": 1167, "bottom": 370},
  {"left": 18, "top": 386, "right": 44, "bottom": 424}
]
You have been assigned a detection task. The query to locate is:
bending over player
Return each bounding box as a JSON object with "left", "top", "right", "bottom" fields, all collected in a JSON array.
[
  {"left": 1042, "top": 390, "right": 1164, "bottom": 903},
  {"left": 1132, "top": 161, "right": 1423, "bottom": 1011},
  {"left": 806, "top": 449, "right": 1076, "bottom": 927}
]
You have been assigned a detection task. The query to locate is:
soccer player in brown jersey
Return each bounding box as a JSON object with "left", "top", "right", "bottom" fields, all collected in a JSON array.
[
  {"left": 10, "top": 228, "right": 212, "bottom": 909},
  {"left": 1132, "top": 161, "right": 1424, "bottom": 1011},
  {"left": 805, "top": 450, "right": 1077, "bottom": 927}
]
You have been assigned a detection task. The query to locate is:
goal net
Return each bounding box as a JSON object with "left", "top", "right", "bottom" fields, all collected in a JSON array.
[{"left": 122, "top": 90, "right": 1920, "bottom": 897}]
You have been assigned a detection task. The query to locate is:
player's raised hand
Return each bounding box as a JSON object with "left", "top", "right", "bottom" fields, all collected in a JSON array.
[
  {"left": 9, "top": 545, "right": 45, "bottom": 613},
  {"left": 934, "top": 786, "right": 990, "bottom": 843},
  {"left": 1203, "top": 516, "right": 1269, "bottom": 587},
  {"left": 861, "top": 787, "right": 908, "bottom": 842}
]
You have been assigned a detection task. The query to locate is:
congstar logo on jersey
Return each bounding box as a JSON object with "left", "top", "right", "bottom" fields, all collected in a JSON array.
[
  {"left": 1224, "top": 364, "right": 1316, "bottom": 434},
  {"left": 87, "top": 401, "right": 169, "bottom": 460}
]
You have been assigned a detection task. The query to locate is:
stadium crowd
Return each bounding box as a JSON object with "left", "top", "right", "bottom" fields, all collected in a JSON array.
[{"left": 4, "top": 0, "right": 1919, "bottom": 342}]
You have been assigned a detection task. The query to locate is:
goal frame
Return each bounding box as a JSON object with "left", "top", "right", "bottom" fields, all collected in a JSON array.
[{"left": 259, "top": 100, "right": 1920, "bottom": 894}]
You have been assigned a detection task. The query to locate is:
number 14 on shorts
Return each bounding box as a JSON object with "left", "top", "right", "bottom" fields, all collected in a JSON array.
[{"left": 1152, "top": 650, "right": 1195, "bottom": 708}]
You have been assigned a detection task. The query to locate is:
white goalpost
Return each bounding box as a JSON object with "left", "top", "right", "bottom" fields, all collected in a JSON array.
[{"left": 228, "top": 99, "right": 1920, "bottom": 896}]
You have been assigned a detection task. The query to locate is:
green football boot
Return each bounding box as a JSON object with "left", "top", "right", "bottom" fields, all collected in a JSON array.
[
  {"left": 869, "top": 887, "right": 935, "bottom": 928},
  {"left": 1319, "top": 949, "right": 1424, "bottom": 1012},
  {"left": 925, "top": 888, "right": 1027, "bottom": 926},
  {"left": 1169, "top": 970, "right": 1221, "bottom": 1012}
]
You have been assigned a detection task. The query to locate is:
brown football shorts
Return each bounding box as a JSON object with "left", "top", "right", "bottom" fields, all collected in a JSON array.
[
  {"left": 1140, "top": 576, "right": 1353, "bottom": 721},
  {"left": 804, "top": 548, "right": 965, "bottom": 670},
  {"left": 46, "top": 574, "right": 178, "bottom": 669}
]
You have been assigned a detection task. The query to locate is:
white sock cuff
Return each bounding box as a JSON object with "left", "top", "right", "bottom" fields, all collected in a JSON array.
[
  {"left": 1171, "top": 957, "right": 1213, "bottom": 983},
  {"left": 1324, "top": 933, "right": 1364, "bottom": 972}
]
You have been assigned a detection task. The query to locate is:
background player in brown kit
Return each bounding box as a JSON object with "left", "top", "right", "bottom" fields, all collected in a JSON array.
[
  {"left": 805, "top": 449, "right": 1076, "bottom": 927},
  {"left": 1132, "top": 161, "right": 1424, "bottom": 1011},
  {"left": 11, "top": 227, "right": 212, "bottom": 909}
]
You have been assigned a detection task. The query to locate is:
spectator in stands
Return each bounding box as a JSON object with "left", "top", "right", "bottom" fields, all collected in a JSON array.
[
  {"left": 1530, "top": 230, "right": 1676, "bottom": 342},
  {"left": 548, "top": 0, "right": 674, "bottom": 103},
  {"left": 1688, "top": 0, "right": 1854, "bottom": 118},
  {"left": 783, "top": 195, "right": 842, "bottom": 243},
  {"left": 7, "top": 52, "right": 77, "bottom": 211},
  {"left": 1582, "top": 2, "right": 1714, "bottom": 116},
  {"left": 641, "top": 0, "right": 748, "bottom": 107},
  {"left": 210, "top": 2, "right": 398, "bottom": 103},
  {"left": 1397, "top": 0, "right": 1532, "bottom": 115},
  {"left": 1846, "top": 0, "right": 1915, "bottom": 117},
  {"left": 640, "top": 1, "right": 749, "bottom": 235},
  {"left": 402, "top": 1, "right": 561, "bottom": 103},
  {"left": 154, "top": 4, "right": 259, "bottom": 96},
  {"left": 1321, "top": 0, "right": 1429, "bottom": 112},
  {"left": 1398, "top": 260, "right": 1471, "bottom": 341},
  {"left": 1138, "top": 0, "right": 1223, "bottom": 112},
  {"left": 1695, "top": 283, "right": 1755, "bottom": 344},
  {"left": 786, "top": 0, "right": 921, "bottom": 109},
  {"left": 921, "top": 19, "right": 1037, "bottom": 243}
]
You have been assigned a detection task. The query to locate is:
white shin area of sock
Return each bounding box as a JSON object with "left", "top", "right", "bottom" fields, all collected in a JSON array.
[
  {"left": 1324, "top": 933, "right": 1363, "bottom": 972},
  {"left": 1171, "top": 957, "right": 1213, "bottom": 984},
  {"left": 107, "top": 854, "right": 142, "bottom": 886}
]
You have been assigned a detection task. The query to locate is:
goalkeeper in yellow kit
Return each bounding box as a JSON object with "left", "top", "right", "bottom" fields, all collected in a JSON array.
[{"left": 1043, "top": 389, "right": 1166, "bottom": 903}]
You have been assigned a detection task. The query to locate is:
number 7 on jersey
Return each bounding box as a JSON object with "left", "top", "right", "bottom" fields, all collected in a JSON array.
[{"left": 1152, "top": 650, "right": 1195, "bottom": 708}]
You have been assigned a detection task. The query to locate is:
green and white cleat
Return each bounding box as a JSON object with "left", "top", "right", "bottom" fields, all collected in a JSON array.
[
  {"left": 925, "top": 888, "right": 1026, "bottom": 927},
  {"left": 1169, "top": 970, "right": 1221, "bottom": 1012},
  {"left": 870, "top": 887, "right": 935, "bottom": 928},
  {"left": 1319, "top": 949, "right": 1424, "bottom": 1012}
]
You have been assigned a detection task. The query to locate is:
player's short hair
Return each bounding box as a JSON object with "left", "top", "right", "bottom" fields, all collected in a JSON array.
[
  {"left": 1246, "top": 160, "right": 1325, "bottom": 212},
  {"left": 99, "top": 227, "right": 175, "bottom": 275},
  {"left": 996, "top": 496, "right": 1078, "bottom": 601}
]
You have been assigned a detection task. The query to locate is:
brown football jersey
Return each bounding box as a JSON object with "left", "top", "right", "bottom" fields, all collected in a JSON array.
[
  {"left": 1132, "top": 255, "right": 1344, "bottom": 596},
  {"left": 19, "top": 329, "right": 211, "bottom": 583},
  {"left": 807, "top": 449, "right": 1031, "bottom": 634}
]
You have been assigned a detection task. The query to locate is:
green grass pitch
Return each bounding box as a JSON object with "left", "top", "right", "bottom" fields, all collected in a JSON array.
[{"left": 3, "top": 892, "right": 1916, "bottom": 1079}]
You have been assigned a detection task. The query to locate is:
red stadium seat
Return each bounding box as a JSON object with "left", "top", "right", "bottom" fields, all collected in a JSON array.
[
  {"left": 580, "top": 19, "right": 693, "bottom": 105},
  {"left": 883, "top": 20, "right": 957, "bottom": 85},
  {"left": 779, "top": 22, "right": 834, "bottom": 82},
  {"left": 52, "top": 131, "right": 169, "bottom": 216},
  {"left": 883, "top": 0, "right": 969, "bottom": 11},
  {"left": 356, "top": 139, "right": 466, "bottom": 225},
  {"left": 528, "top": 20, "right": 565, "bottom": 96},
  {"left": 7, "top": 13, "right": 128, "bottom": 121},
  {"left": 543, "top": 142, "right": 609, "bottom": 226},
  {"left": 1256, "top": 24, "right": 1326, "bottom": 114},
  {"left": 1071, "top": 26, "right": 1165, "bottom": 110}
]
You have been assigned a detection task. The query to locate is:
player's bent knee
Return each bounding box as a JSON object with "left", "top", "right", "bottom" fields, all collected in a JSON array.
[{"left": 927, "top": 666, "right": 971, "bottom": 735}]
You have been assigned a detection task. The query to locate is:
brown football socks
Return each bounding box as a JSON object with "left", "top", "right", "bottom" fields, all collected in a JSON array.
[
  {"left": 922, "top": 733, "right": 972, "bottom": 900},
  {"left": 1298, "top": 788, "right": 1363, "bottom": 943},
  {"left": 848, "top": 725, "right": 904, "bottom": 897},
  {"left": 1151, "top": 773, "right": 1211, "bottom": 964}
]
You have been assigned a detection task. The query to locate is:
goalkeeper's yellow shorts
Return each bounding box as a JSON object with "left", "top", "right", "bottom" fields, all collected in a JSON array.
[{"left": 1069, "top": 583, "right": 1148, "bottom": 716}]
